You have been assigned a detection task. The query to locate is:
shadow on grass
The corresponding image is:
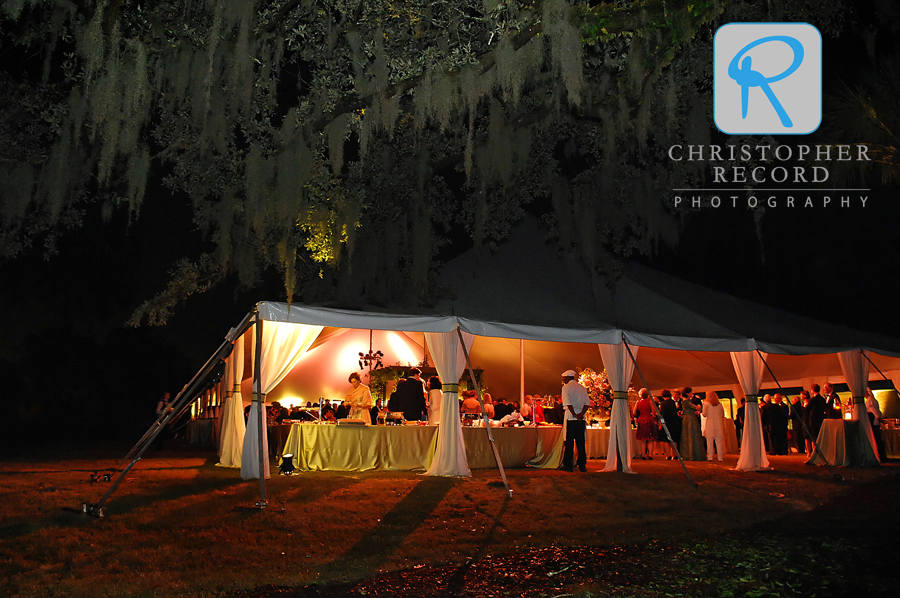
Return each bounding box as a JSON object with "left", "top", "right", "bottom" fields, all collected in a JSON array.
[
  {"left": 105, "top": 476, "right": 247, "bottom": 516},
  {"left": 437, "top": 482, "right": 513, "bottom": 594},
  {"left": 319, "top": 476, "right": 460, "bottom": 579},
  {"left": 0, "top": 475, "right": 250, "bottom": 541},
  {"left": 0, "top": 509, "right": 96, "bottom": 541}
]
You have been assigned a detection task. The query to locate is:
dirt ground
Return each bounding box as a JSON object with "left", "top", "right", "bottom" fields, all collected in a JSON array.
[{"left": 1, "top": 446, "right": 897, "bottom": 597}]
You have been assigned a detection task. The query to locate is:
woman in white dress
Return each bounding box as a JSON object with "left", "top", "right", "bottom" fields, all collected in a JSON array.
[
  {"left": 427, "top": 376, "right": 442, "bottom": 424},
  {"left": 346, "top": 372, "right": 373, "bottom": 424},
  {"left": 702, "top": 390, "right": 726, "bottom": 461}
]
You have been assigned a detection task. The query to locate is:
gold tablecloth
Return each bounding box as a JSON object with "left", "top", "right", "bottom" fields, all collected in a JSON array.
[
  {"left": 882, "top": 429, "right": 900, "bottom": 459},
  {"left": 806, "top": 419, "right": 879, "bottom": 467},
  {"left": 281, "top": 424, "right": 437, "bottom": 472},
  {"left": 280, "top": 424, "right": 649, "bottom": 472}
]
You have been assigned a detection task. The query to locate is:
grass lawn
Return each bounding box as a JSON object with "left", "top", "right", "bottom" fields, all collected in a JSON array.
[{"left": 1, "top": 446, "right": 897, "bottom": 597}]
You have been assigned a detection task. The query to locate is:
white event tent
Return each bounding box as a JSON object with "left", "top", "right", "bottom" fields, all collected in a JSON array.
[{"left": 217, "top": 219, "right": 898, "bottom": 483}]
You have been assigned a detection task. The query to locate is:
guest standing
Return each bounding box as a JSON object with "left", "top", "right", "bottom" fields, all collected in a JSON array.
[
  {"left": 702, "top": 391, "right": 726, "bottom": 461},
  {"left": 809, "top": 383, "right": 827, "bottom": 442},
  {"left": 531, "top": 396, "right": 545, "bottom": 424},
  {"left": 520, "top": 396, "right": 533, "bottom": 421},
  {"left": 769, "top": 393, "right": 789, "bottom": 455},
  {"left": 494, "top": 396, "right": 514, "bottom": 420},
  {"left": 460, "top": 390, "right": 481, "bottom": 415},
  {"left": 395, "top": 368, "right": 428, "bottom": 421},
  {"left": 561, "top": 369, "right": 590, "bottom": 472},
  {"left": 735, "top": 398, "right": 745, "bottom": 448},
  {"left": 335, "top": 399, "right": 351, "bottom": 419},
  {"left": 634, "top": 389, "right": 657, "bottom": 460},
  {"left": 760, "top": 394, "right": 773, "bottom": 453},
  {"left": 427, "top": 376, "right": 443, "bottom": 424},
  {"left": 659, "top": 388, "right": 682, "bottom": 460},
  {"left": 799, "top": 390, "right": 814, "bottom": 456},
  {"left": 866, "top": 388, "right": 886, "bottom": 462},
  {"left": 680, "top": 391, "right": 705, "bottom": 461},
  {"left": 788, "top": 395, "right": 804, "bottom": 453},
  {"left": 823, "top": 383, "right": 843, "bottom": 419}
]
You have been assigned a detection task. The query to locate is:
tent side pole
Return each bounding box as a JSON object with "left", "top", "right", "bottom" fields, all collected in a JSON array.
[
  {"left": 457, "top": 328, "right": 512, "bottom": 498},
  {"left": 623, "top": 339, "right": 698, "bottom": 489},
  {"left": 255, "top": 315, "right": 267, "bottom": 506},
  {"left": 861, "top": 350, "right": 895, "bottom": 387}
]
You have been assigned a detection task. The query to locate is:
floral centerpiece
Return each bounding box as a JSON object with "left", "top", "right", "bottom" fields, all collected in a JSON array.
[{"left": 577, "top": 367, "right": 613, "bottom": 424}]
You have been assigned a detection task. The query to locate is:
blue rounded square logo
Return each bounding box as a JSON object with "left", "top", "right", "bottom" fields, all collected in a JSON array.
[{"left": 714, "top": 23, "right": 822, "bottom": 135}]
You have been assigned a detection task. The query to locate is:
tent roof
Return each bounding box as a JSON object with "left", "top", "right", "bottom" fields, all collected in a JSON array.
[{"left": 257, "top": 219, "right": 900, "bottom": 357}]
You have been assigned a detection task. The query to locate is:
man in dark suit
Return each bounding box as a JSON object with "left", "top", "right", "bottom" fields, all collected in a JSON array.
[
  {"left": 760, "top": 394, "right": 773, "bottom": 453},
  {"left": 335, "top": 399, "right": 352, "bottom": 419},
  {"left": 735, "top": 398, "right": 746, "bottom": 448},
  {"left": 809, "top": 383, "right": 828, "bottom": 440},
  {"left": 494, "top": 397, "right": 514, "bottom": 420},
  {"left": 660, "top": 389, "right": 682, "bottom": 457},
  {"left": 770, "top": 393, "right": 790, "bottom": 454},
  {"left": 823, "top": 383, "right": 842, "bottom": 419},
  {"left": 395, "top": 368, "right": 427, "bottom": 421}
]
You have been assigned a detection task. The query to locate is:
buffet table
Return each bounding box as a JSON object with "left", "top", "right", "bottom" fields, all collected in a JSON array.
[
  {"left": 279, "top": 423, "right": 641, "bottom": 472},
  {"left": 806, "top": 419, "right": 879, "bottom": 467},
  {"left": 882, "top": 429, "right": 900, "bottom": 459}
]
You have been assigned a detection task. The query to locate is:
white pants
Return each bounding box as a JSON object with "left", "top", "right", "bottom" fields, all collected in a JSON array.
[{"left": 706, "top": 434, "right": 724, "bottom": 460}]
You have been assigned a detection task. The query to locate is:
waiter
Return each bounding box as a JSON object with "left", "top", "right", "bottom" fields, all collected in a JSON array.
[{"left": 561, "top": 370, "right": 590, "bottom": 472}]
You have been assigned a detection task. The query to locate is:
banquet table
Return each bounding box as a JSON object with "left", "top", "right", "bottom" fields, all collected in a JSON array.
[
  {"left": 278, "top": 423, "right": 642, "bottom": 472},
  {"left": 723, "top": 419, "right": 739, "bottom": 455},
  {"left": 882, "top": 429, "right": 900, "bottom": 459},
  {"left": 269, "top": 423, "right": 295, "bottom": 457},
  {"left": 806, "top": 419, "right": 879, "bottom": 467}
]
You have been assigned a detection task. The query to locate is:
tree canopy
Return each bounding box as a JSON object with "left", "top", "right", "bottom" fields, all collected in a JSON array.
[{"left": 0, "top": 0, "right": 879, "bottom": 325}]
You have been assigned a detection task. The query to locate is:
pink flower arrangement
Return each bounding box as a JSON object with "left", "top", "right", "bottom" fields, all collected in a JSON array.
[{"left": 576, "top": 367, "right": 613, "bottom": 411}]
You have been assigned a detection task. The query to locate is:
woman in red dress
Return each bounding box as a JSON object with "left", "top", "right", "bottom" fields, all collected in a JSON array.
[{"left": 633, "top": 388, "right": 658, "bottom": 460}]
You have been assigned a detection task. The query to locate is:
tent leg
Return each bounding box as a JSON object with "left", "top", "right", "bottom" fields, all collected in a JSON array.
[
  {"left": 82, "top": 319, "right": 249, "bottom": 517},
  {"left": 255, "top": 316, "right": 268, "bottom": 507},
  {"left": 624, "top": 340, "right": 698, "bottom": 489},
  {"left": 457, "top": 328, "right": 512, "bottom": 498}
]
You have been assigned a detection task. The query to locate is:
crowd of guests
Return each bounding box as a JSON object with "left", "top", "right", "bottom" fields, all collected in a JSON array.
[
  {"left": 633, "top": 387, "right": 727, "bottom": 462},
  {"left": 247, "top": 371, "right": 888, "bottom": 463},
  {"left": 750, "top": 382, "right": 887, "bottom": 461}
]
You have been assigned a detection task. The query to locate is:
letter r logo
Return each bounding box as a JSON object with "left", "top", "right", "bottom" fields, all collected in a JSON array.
[{"left": 714, "top": 23, "right": 821, "bottom": 135}]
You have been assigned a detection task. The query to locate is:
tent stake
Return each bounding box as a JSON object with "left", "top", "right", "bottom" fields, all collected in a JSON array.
[
  {"left": 457, "top": 328, "right": 512, "bottom": 498},
  {"left": 624, "top": 339, "right": 698, "bottom": 490}
]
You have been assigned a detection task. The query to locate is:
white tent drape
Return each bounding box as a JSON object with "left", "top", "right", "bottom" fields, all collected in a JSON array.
[
  {"left": 600, "top": 342, "right": 637, "bottom": 473},
  {"left": 731, "top": 351, "right": 770, "bottom": 471},
  {"left": 837, "top": 350, "right": 880, "bottom": 462},
  {"left": 217, "top": 346, "right": 233, "bottom": 457},
  {"left": 424, "top": 330, "right": 474, "bottom": 477},
  {"left": 217, "top": 335, "right": 245, "bottom": 468},
  {"left": 242, "top": 322, "right": 324, "bottom": 480}
]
